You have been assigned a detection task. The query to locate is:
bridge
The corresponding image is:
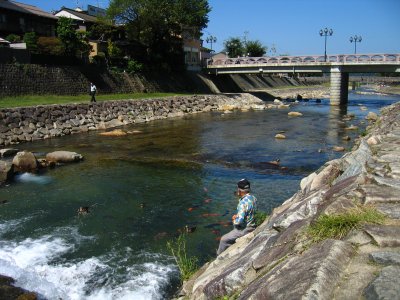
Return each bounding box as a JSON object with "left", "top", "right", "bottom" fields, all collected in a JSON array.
[{"left": 205, "top": 53, "right": 400, "bottom": 105}]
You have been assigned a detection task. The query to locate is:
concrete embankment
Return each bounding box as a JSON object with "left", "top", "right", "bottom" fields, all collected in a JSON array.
[{"left": 179, "top": 101, "right": 400, "bottom": 299}]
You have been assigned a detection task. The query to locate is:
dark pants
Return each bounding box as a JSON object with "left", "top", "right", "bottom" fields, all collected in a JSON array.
[{"left": 90, "top": 91, "right": 96, "bottom": 102}]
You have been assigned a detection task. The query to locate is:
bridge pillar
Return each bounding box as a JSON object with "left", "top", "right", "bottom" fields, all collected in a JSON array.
[{"left": 330, "top": 67, "right": 349, "bottom": 105}]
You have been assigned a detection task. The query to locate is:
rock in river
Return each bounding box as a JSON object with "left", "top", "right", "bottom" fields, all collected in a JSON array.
[
  {"left": 46, "top": 151, "right": 83, "bottom": 163},
  {"left": 288, "top": 111, "right": 303, "bottom": 117},
  {"left": 12, "top": 151, "right": 38, "bottom": 172}
]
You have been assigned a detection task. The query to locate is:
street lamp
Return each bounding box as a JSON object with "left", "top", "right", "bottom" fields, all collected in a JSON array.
[
  {"left": 319, "top": 27, "right": 333, "bottom": 62},
  {"left": 349, "top": 35, "right": 362, "bottom": 54},
  {"left": 206, "top": 35, "right": 217, "bottom": 52}
]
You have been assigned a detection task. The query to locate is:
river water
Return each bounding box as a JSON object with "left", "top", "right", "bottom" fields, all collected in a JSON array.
[{"left": 0, "top": 93, "right": 398, "bottom": 299}]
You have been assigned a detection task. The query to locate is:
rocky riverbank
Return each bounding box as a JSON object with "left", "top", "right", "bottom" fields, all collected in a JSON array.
[
  {"left": 262, "top": 86, "right": 330, "bottom": 100},
  {"left": 178, "top": 101, "right": 400, "bottom": 299},
  {"left": 0, "top": 94, "right": 272, "bottom": 149}
]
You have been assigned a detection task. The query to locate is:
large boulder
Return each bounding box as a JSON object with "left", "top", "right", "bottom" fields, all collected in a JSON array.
[
  {"left": 12, "top": 151, "right": 38, "bottom": 173},
  {"left": 0, "top": 160, "right": 14, "bottom": 183},
  {"left": 46, "top": 151, "right": 83, "bottom": 163}
]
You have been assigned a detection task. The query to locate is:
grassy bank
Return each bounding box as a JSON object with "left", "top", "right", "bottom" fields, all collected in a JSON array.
[{"left": 0, "top": 92, "right": 191, "bottom": 109}]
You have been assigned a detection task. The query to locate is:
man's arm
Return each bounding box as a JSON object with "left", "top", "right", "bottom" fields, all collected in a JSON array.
[{"left": 232, "top": 201, "right": 246, "bottom": 226}]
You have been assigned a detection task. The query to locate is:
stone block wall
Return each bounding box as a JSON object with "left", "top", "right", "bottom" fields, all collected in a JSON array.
[
  {"left": 0, "top": 64, "right": 89, "bottom": 96},
  {"left": 0, "top": 64, "right": 208, "bottom": 98}
]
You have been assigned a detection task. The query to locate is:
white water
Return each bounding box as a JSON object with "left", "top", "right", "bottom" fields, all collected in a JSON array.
[
  {"left": 0, "top": 218, "right": 177, "bottom": 299},
  {"left": 14, "top": 173, "right": 52, "bottom": 185}
]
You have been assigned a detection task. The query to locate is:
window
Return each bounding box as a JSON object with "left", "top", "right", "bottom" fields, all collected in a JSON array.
[{"left": 0, "top": 14, "right": 6, "bottom": 23}]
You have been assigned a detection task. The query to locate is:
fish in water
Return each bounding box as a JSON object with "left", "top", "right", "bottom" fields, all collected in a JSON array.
[
  {"left": 204, "top": 223, "right": 221, "bottom": 229},
  {"left": 202, "top": 213, "right": 221, "bottom": 218},
  {"left": 185, "top": 225, "right": 196, "bottom": 233},
  {"left": 139, "top": 203, "right": 146, "bottom": 208},
  {"left": 0, "top": 200, "right": 8, "bottom": 205},
  {"left": 222, "top": 210, "right": 230, "bottom": 217},
  {"left": 154, "top": 232, "right": 168, "bottom": 240},
  {"left": 204, "top": 199, "right": 212, "bottom": 203},
  {"left": 177, "top": 225, "right": 197, "bottom": 234},
  {"left": 267, "top": 158, "right": 280, "bottom": 166},
  {"left": 211, "top": 229, "right": 221, "bottom": 235},
  {"left": 218, "top": 220, "right": 232, "bottom": 227},
  {"left": 77, "top": 206, "right": 90, "bottom": 215}
]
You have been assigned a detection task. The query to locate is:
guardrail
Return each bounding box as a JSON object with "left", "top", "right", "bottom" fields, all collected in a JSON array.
[{"left": 207, "top": 53, "right": 400, "bottom": 66}]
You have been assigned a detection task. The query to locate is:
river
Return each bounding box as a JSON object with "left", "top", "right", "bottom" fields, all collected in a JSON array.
[{"left": 0, "top": 92, "right": 398, "bottom": 299}]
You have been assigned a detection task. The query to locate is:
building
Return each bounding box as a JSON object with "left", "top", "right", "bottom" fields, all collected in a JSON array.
[
  {"left": 54, "top": 6, "right": 104, "bottom": 32},
  {"left": 0, "top": 0, "right": 58, "bottom": 37},
  {"left": 54, "top": 6, "right": 108, "bottom": 58}
]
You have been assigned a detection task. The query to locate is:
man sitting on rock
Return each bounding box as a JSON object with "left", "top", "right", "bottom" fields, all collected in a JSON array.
[{"left": 217, "top": 178, "right": 257, "bottom": 255}]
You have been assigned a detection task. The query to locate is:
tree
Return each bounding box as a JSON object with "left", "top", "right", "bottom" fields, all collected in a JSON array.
[
  {"left": 56, "top": 17, "right": 90, "bottom": 57},
  {"left": 245, "top": 40, "right": 267, "bottom": 57},
  {"left": 224, "top": 37, "right": 244, "bottom": 58},
  {"left": 23, "top": 32, "right": 38, "bottom": 53},
  {"left": 107, "top": 0, "right": 211, "bottom": 70}
]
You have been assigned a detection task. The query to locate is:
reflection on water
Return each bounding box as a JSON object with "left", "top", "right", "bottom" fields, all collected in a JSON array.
[{"left": 0, "top": 95, "right": 398, "bottom": 299}]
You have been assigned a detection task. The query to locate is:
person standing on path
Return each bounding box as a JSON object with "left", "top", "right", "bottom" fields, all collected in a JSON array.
[
  {"left": 217, "top": 178, "right": 257, "bottom": 255},
  {"left": 90, "top": 83, "right": 97, "bottom": 103}
]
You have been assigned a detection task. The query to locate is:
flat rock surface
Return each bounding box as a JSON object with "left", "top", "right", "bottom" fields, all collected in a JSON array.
[
  {"left": 369, "top": 251, "right": 400, "bottom": 266},
  {"left": 238, "top": 240, "right": 353, "bottom": 300},
  {"left": 364, "top": 225, "right": 400, "bottom": 247},
  {"left": 363, "top": 266, "right": 400, "bottom": 300}
]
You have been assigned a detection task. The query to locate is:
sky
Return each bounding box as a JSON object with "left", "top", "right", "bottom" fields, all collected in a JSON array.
[{"left": 18, "top": 0, "right": 400, "bottom": 56}]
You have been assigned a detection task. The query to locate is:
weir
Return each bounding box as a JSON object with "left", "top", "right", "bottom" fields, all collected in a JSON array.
[{"left": 205, "top": 53, "right": 400, "bottom": 105}]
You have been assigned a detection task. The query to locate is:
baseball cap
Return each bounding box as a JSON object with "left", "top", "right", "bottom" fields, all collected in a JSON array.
[{"left": 237, "top": 178, "right": 250, "bottom": 189}]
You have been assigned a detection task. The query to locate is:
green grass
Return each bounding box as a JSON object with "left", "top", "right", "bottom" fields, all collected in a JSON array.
[
  {"left": 0, "top": 92, "right": 191, "bottom": 108},
  {"left": 307, "top": 206, "right": 385, "bottom": 243},
  {"left": 166, "top": 233, "right": 199, "bottom": 282},
  {"left": 254, "top": 211, "right": 268, "bottom": 227}
]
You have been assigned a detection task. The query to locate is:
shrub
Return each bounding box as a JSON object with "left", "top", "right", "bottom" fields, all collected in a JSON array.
[
  {"left": 254, "top": 211, "right": 268, "bottom": 227},
  {"left": 37, "top": 37, "right": 64, "bottom": 55},
  {"left": 307, "top": 205, "right": 385, "bottom": 243},
  {"left": 6, "top": 34, "right": 21, "bottom": 43},
  {"left": 127, "top": 59, "right": 143, "bottom": 74},
  {"left": 166, "top": 233, "right": 198, "bottom": 282},
  {"left": 23, "top": 32, "right": 38, "bottom": 53},
  {"left": 91, "top": 52, "right": 106, "bottom": 65}
]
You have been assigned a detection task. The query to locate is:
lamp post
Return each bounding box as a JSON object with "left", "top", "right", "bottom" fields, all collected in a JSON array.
[
  {"left": 206, "top": 35, "right": 217, "bottom": 52},
  {"left": 349, "top": 35, "right": 362, "bottom": 54},
  {"left": 319, "top": 27, "right": 333, "bottom": 62}
]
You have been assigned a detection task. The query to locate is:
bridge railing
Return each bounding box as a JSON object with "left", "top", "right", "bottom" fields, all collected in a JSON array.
[{"left": 207, "top": 53, "right": 400, "bottom": 66}]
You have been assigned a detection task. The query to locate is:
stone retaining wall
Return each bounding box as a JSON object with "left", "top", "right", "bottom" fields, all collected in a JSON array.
[
  {"left": 0, "top": 94, "right": 268, "bottom": 148},
  {"left": 0, "top": 64, "right": 209, "bottom": 97}
]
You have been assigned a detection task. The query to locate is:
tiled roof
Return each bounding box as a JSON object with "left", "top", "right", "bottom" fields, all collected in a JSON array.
[
  {"left": 0, "top": 0, "right": 58, "bottom": 19},
  {"left": 56, "top": 7, "right": 98, "bottom": 23}
]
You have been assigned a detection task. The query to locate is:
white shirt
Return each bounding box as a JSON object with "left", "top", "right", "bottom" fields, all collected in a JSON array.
[{"left": 90, "top": 84, "right": 97, "bottom": 92}]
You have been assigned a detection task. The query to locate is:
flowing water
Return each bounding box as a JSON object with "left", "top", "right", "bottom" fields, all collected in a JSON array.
[{"left": 0, "top": 93, "right": 398, "bottom": 299}]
